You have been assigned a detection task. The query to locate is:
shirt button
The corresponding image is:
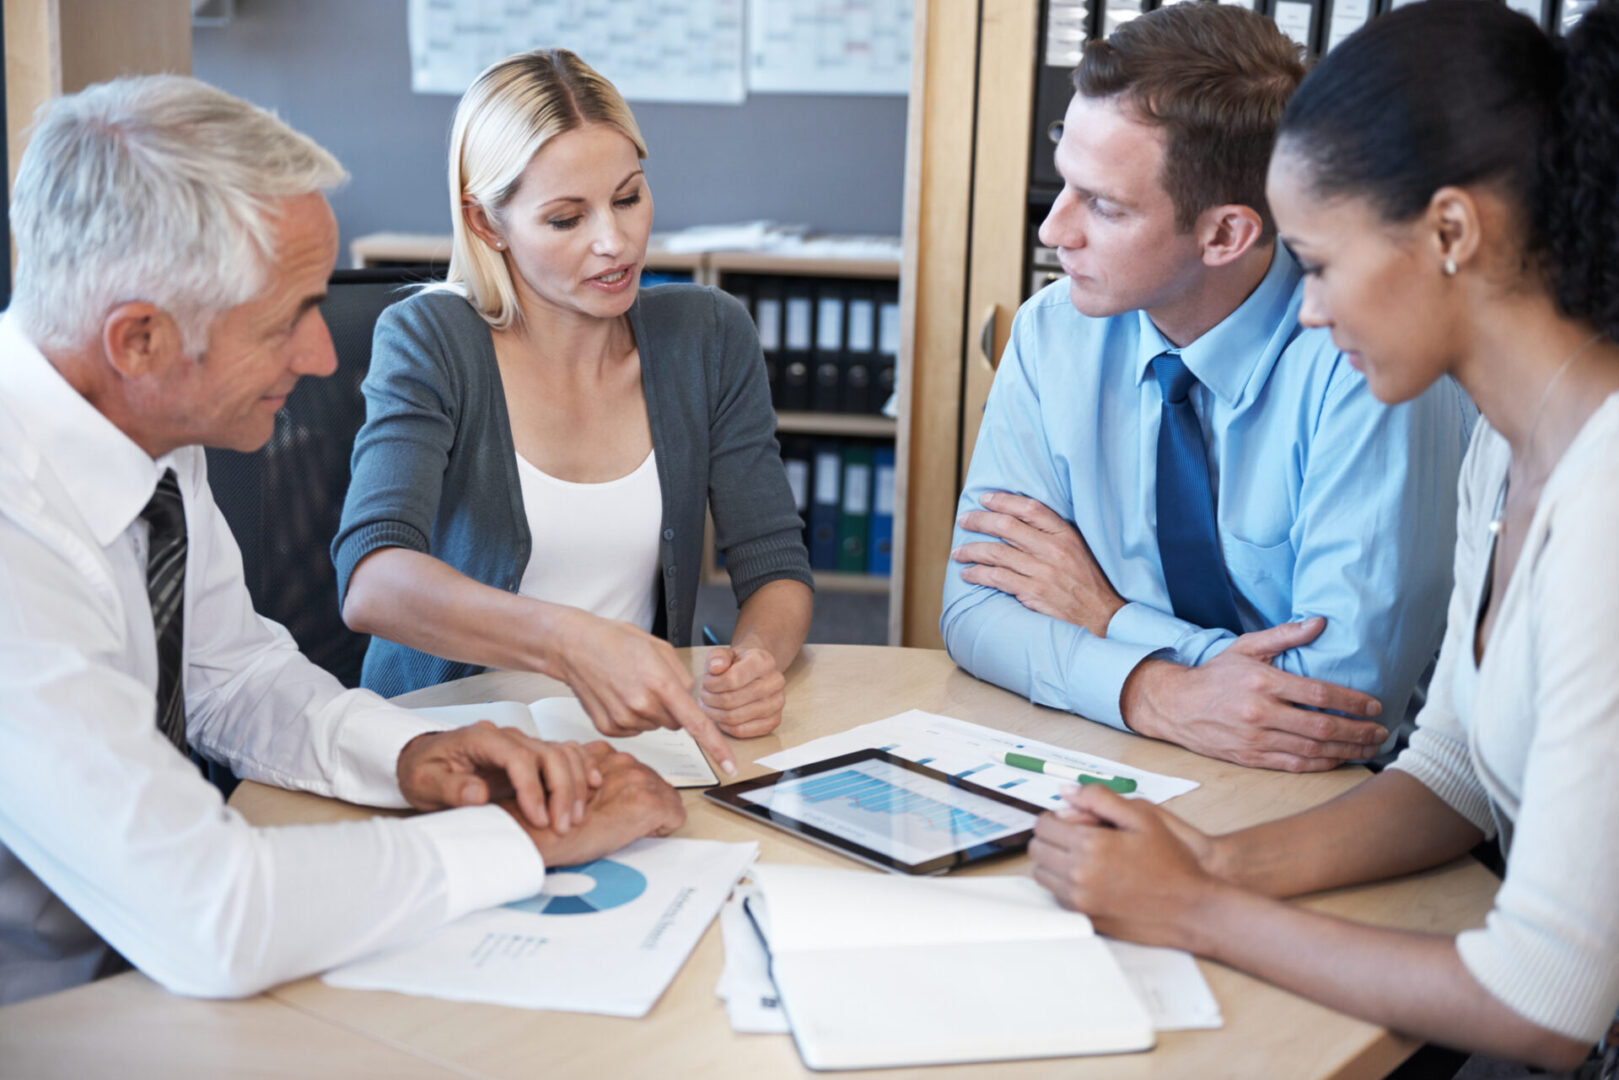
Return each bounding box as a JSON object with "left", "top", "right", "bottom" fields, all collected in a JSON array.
[
  {"left": 665, "top": 565, "right": 677, "bottom": 577},
  {"left": 667, "top": 597, "right": 677, "bottom": 609},
  {"left": 662, "top": 528, "right": 675, "bottom": 540}
]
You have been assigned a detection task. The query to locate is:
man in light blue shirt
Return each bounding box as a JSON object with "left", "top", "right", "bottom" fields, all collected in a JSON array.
[{"left": 942, "top": 5, "right": 1471, "bottom": 771}]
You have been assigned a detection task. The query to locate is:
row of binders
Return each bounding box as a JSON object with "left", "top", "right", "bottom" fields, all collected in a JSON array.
[
  {"left": 723, "top": 274, "right": 900, "bottom": 415},
  {"left": 781, "top": 437, "right": 895, "bottom": 576}
]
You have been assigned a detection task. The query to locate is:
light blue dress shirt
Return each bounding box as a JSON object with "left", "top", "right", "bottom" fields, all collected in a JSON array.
[{"left": 941, "top": 246, "right": 1474, "bottom": 747}]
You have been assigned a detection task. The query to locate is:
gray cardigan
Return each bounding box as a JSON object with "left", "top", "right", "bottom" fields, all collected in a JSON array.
[{"left": 332, "top": 284, "right": 813, "bottom": 698}]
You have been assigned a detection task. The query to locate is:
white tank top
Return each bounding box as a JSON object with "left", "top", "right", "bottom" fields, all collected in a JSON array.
[{"left": 513, "top": 449, "right": 663, "bottom": 631}]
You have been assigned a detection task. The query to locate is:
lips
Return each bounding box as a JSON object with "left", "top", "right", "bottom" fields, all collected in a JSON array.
[{"left": 587, "top": 264, "right": 637, "bottom": 292}]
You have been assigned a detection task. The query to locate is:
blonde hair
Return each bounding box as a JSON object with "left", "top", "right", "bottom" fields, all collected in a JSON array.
[
  {"left": 10, "top": 74, "right": 345, "bottom": 354},
  {"left": 446, "top": 49, "right": 647, "bottom": 329}
]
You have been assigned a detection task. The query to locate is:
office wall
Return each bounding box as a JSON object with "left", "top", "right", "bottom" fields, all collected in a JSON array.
[{"left": 193, "top": 0, "right": 910, "bottom": 258}]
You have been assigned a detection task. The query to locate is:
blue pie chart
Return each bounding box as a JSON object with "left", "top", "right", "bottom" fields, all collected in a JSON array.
[{"left": 505, "top": 858, "right": 648, "bottom": 916}]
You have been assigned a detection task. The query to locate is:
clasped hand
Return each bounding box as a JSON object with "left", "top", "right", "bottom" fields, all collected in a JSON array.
[{"left": 397, "top": 727, "right": 686, "bottom": 868}]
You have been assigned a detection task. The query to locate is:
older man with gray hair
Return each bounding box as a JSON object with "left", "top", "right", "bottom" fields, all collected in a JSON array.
[{"left": 0, "top": 75, "right": 684, "bottom": 1006}]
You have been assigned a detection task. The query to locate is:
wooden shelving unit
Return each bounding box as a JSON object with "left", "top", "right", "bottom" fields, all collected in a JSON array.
[{"left": 348, "top": 230, "right": 907, "bottom": 620}]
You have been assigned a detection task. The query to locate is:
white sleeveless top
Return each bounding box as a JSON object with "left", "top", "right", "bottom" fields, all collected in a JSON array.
[{"left": 514, "top": 449, "right": 663, "bottom": 631}]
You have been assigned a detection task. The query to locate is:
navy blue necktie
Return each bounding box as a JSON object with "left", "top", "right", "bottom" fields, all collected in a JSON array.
[{"left": 1153, "top": 353, "right": 1243, "bottom": 635}]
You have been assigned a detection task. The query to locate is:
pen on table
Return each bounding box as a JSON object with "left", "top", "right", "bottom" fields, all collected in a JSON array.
[{"left": 999, "top": 751, "right": 1137, "bottom": 794}]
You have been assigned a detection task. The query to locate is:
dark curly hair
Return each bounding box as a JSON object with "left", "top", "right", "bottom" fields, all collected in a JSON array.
[{"left": 1275, "top": 0, "right": 1619, "bottom": 340}]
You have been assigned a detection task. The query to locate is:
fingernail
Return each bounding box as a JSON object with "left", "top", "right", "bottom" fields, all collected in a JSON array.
[
  {"left": 556, "top": 814, "right": 570, "bottom": 833},
  {"left": 1367, "top": 701, "right": 1383, "bottom": 717},
  {"left": 1058, "top": 782, "right": 1080, "bottom": 795},
  {"left": 575, "top": 800, "right": 586, "bottom": 820},
  {"left": 1054, "top": 804, "right": 1081, "bottom": 821},
  {"left": 723, "top": 760, "right": 737, "bottom": 777},
  {"left": 951, "top": 547, "right": 962, "bottom": 559}
]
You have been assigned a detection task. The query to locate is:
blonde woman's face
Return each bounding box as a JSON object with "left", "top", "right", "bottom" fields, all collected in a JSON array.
[{"left": 495, "top": 123, "right": 652, "bottom": 323}]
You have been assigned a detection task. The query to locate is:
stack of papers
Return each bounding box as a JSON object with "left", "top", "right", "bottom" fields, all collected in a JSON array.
[
  {"left": 412, "top": 697, "right": 717, "bottom": 787},
  {"left": 755, "top": 709, "right": 1198, "bottom": 808},
  {"left": 323, "top": 838, "right": 757, "bottom": 1016}
]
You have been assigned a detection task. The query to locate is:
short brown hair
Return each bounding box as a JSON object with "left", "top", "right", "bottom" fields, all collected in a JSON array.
[{"left": 1074, "top": 5, "right": 1304, "bottom": 240}]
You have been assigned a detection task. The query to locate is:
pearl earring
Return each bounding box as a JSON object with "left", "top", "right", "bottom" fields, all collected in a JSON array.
[{"left": 1442, "top": 257, "right": 1457, "bottom": 277}]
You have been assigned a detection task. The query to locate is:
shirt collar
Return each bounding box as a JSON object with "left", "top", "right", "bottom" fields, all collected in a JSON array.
[
  {"left": 0, "top": 314, "right": 171, "bottom": 546},
  {"left": 1131, "top": 244, "right": 1304, "bottom": 408}
]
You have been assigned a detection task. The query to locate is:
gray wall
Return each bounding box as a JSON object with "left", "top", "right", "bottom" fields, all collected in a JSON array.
[{"left": 193, "top": 0, "right": 910, "bottom": 259}]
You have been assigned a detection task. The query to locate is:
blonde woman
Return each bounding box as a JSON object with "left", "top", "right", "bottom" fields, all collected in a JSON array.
[{"left": 334, "top": 50, "right": 813, "bottom": 773}]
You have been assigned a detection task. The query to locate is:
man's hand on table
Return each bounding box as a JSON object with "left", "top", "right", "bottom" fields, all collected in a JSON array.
[
  {"left": 397, "top": 720, "right": 604, "bottom": 833},
  {"left": 1121, "top": 617, "right": 1388, "bottom": 772},
  {"left": 497, "top": 747, "right": 687, "bottom": 867},
  {"left": 953, "top": 492, "right": 1125, "bottom": 638}
]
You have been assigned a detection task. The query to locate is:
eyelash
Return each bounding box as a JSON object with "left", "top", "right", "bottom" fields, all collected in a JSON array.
[
  {"left": 547, "top": 191, "right": 642, "bottom": 231},
  {"left": 1085, "top": 195, "right": 1119, "bottom": 220}
]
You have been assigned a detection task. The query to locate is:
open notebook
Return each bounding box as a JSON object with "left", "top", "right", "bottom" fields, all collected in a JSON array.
[
  {"left": 411, "top": 697, "right": 718, "bottom": 787},
  {"left": 746, "top": 864, "right": 1155, "bottom": 1069}
]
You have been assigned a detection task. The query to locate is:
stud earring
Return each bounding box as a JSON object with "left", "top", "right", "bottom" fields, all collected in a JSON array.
[{"left": 1442, "top": 257, "right": 1457, "bottom": 277}]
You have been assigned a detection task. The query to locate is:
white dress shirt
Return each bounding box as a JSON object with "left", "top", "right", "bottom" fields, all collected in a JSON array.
[{"left": 0, "top": 316, "right": 545, "bottom": 1006}]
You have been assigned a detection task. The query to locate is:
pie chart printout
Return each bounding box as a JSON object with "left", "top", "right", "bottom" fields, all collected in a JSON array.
[{"left": 505, "top": 859, "right": 649, "bottom": 916}]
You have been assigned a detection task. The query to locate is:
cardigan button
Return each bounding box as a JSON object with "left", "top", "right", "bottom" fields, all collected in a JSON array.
[{"left": 662, "top": 528, "right": 675, "bottom": 540}]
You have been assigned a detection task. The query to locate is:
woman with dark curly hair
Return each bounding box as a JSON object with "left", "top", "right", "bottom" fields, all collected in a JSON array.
[{"left": 1028, "top": 3, "right": 1619, "bottom": 1072}]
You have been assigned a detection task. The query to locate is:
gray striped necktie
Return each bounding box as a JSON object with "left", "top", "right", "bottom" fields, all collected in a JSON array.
[{"left": 139, "top": 469, "right": 188, "bottom": 754}]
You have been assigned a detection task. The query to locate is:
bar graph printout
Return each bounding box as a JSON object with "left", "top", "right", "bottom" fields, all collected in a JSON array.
[
  {"left": 755, "top": 710, "right": 1198, "bottom": 809},
  {"left": 740, "top": 757, "right": 1034, "bottom": 865}
]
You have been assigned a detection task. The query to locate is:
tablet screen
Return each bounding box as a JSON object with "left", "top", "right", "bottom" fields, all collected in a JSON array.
[{"left": 735, "top": 755, "right": 1036, "bottom": 867}]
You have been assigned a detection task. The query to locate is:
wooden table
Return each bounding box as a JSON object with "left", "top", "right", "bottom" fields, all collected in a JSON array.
[{"left": 0, "top": 645, "right": 1500, "bottom": 1079}]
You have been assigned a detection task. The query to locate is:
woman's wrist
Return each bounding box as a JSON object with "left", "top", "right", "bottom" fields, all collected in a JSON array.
[{"left": 522, "top": 601, "right": 585, "bottom": 680}]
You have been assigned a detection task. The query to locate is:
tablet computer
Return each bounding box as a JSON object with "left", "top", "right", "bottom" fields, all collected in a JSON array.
[{"left": 704, "top": 748, "right": 1039, "bottom": 875}]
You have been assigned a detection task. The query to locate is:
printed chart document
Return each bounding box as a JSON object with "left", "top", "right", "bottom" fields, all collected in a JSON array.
[
  {"left": 323, "top": 838, "right": 756, "bottom": 1016},
  {"left": 756, "top": 709, "right": 1197, "bottom": 808},
  {"left": 412, "top": 697, "right": 718, "bottom": 787},
  {"left": 746, "top": 864, "right": 1155, "bottom": 1069}
]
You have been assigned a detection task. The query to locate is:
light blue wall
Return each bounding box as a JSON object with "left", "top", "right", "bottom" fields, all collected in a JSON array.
[{"left": 193, "top": 0, "right": 910, "bottom": 259}]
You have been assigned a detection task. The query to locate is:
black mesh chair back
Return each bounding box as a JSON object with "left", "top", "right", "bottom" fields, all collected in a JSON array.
[{"left": 205, "top": 267, "right": 440, "bottom": 687}]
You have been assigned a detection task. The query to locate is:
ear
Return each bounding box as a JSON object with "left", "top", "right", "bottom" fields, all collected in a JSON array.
[
  {"left": 461, "top": 198, "right": 506, "bottom": 253},
  {"left": 1427, "top": 185, "right": 1481, "bottom": 276},
  {"left": 1196, "top": 202, "right": 1265, "bottom": 268},
  {"left": 100, "top": 302, "right": 185, "bottom": 380}
]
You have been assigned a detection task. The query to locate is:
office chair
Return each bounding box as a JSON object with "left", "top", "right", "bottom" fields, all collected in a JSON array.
[{"left": 206, "top": 266, "right": 439, "bottom": 689}]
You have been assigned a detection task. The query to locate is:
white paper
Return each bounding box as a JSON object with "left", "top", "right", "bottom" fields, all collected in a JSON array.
[
  {"left": 528, "top": 697, "right": 718, "bottom": 788},
  {"left": 755, "top": 709, "right": 1198, "bottom": 809},
  {"left": 407, "top": 0, "right": 746, "bottom": 104},
  {"left": 746, "top": 0, "right": 912, "bottom": 96},
  {"left": 715, "top": 885, "right": 790, "bottom": 1033},
  {"left": 1102, "top": 939, "right": 1224, "bottom": 1032},
  {"left": 324, "top": 838, "right": 757, "bottom": 1016},
  {"left": 411, "top": 698, "right": 718, "bottom": 788}
]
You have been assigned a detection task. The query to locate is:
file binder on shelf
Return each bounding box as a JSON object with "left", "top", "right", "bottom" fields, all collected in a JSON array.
[
  {"left": 843, "top": 284, "right": 878, "bottom": 414},
  {"left": 869, "top": 446, "right": 896, "bottom": 577},
  {"left": 780, "top": 281, "right": 815, "bottom": 412},
  {"left": 1321, "top": 0, "right": 1372, "bottom": 51},
  {"left": 750, "top": 276, "right": 784, "bottom": 407},
  {"left": 1267, "top": 0, "right": 1321, "bottom": 53},
  {"left": 876, "top": 285, "right": 901, "bottom": 414},
  {"left": 780, "top": 435, "right": 814, "bottom": 544},
  {"left": 812, "top": 282, "right": 846, "bottom": 414},
  {"left": 808, "top": 441, "right": 843, "bottom": 571},
  {"left": 836, "top": 443, "right": 874, "bottom": 574}
]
